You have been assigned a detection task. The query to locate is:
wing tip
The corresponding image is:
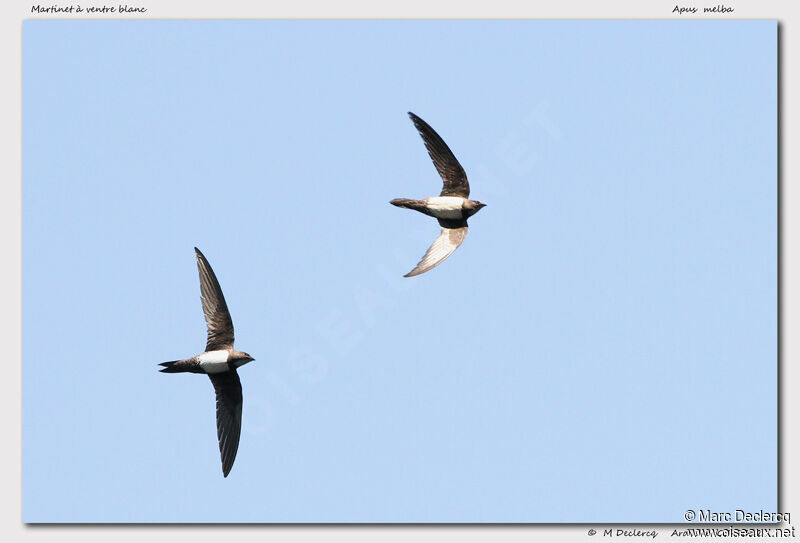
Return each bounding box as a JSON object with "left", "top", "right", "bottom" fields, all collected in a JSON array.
[
  {"left": 407, "top": 111, "right": 425, "bottom": 127},
  {"left": 220, "top": 447, "right": 237, "bottom": 478},
  {"left": 219, "top": 441, "right": 236, "bottom": 478}
]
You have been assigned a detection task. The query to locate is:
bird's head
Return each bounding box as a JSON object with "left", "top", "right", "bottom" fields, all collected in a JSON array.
[
  {"left": 232, "top": 351, "right": 255, "bottom": 368},
  {"left": 464, "top": 200, "right": 487, "bottom": 217}
]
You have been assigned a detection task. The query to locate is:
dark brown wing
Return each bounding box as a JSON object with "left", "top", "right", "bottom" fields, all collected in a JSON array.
[
  {"left": 408, "top": 112, "right": 470, "bottom": 198},
  {"left": 209, "top": 370, "right": 243, "bottom": 478},
  {"left": 195, "top": 247, "right": 235, "bottom": 351}
]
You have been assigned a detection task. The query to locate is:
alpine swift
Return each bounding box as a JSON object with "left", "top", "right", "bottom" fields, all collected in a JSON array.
[
  {"left": 159, "top": 247, "right": 254, "bottom": 477},
  {"left": 391, "top": 112, "right": 486, "bottom": 277}
]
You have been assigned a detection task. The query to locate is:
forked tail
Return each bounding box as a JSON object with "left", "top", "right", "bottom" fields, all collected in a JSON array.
[{"left": 159, "top": 360, "right": 183, "bottom": 373}]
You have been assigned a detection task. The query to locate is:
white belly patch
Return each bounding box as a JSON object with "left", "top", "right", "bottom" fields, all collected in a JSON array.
[
  {"left": 424, "top": 196, "right": 464, "bottom": 219},
  {"left": 197, "top": 350, "right": 230, "bottom": 374}
]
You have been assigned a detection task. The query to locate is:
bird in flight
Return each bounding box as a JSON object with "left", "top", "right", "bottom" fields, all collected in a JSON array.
[
  {"left": 391, "top": 112, "right": 486, "bottom": 277},
  {"left": 159, "top": 247, "right": 254, "bottom": 478}
]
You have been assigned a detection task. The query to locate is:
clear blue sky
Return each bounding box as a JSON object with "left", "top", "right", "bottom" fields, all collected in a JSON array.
[{"left": 22, "top": 20, "right": 776, "bottom": 523}]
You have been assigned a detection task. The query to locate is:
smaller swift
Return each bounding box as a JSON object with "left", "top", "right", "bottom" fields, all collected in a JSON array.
[{"left": 391, "top": 112, "right": 486, "bottom": 277}]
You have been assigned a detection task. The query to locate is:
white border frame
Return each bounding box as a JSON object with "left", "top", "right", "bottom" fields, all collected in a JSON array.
[{"left": 4, "top": 1, "right": 795, "bottom": 541}]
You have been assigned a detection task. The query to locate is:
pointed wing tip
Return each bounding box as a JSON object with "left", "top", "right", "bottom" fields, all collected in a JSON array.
[{"left": 220, "top": 451, "right": 236, "bottom": 478}]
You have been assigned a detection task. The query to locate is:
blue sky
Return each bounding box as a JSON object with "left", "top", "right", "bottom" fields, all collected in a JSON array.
[{"left": 22, "top": 20, "right": 776, "bottom": 522}]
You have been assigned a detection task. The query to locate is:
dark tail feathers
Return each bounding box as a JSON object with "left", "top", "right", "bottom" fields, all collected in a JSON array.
[
  {"left": 390, "top": 198, "right": 424, "bottom": 210},
  {"left": 159, "top": 360, "right": 182, "bottom": 373}
]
